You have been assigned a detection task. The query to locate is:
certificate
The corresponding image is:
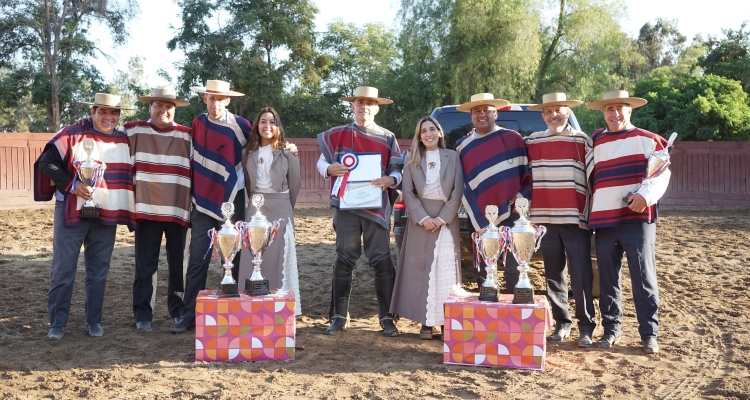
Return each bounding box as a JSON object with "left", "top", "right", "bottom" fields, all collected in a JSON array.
[{"left": 338, "top": 153, "right": 383, "bottom": 210}]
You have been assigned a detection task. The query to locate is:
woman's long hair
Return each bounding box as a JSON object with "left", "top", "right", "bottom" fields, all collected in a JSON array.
[
  {"left": 408, "top": 116, "right": 446, "bottom": 167},
  {"left": 247, "top": 107, "right": 287, "bottom": 152}
]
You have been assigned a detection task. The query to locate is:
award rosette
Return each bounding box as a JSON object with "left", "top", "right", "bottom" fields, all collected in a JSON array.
[
  {"left": 624, "top": 132, "right": 677, "bottom": 205},
  {"left": 72, "top": 138, "right": 106, "bottom": 218},
  {"left": 331, "top": 152, "right": 359, "bottom": 198}
]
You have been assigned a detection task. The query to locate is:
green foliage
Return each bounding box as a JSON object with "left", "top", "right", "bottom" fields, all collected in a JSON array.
[
  {"left": 108, "top": 57, "right": 150, "bottom": 123},
  {"left": 632, "top": 74, "right": 750, "bottom": 141},
  {"left": 699, "top": 23, "right": 750, "bottom": 93}
]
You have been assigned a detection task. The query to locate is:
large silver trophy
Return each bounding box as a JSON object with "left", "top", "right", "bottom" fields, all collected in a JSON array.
[
  {"left": 76, "top": 138, "right": 105, "bottom": 218},
  {"left": 624, "top": 132, "right": 678, "bottom": 204},
  {"left": 510, "top": 197, "right": 546, "bottom": 304},
  {"left": 214, "top": 202, "right": 241, "bottom": 297},
  {"left": 241, "top": 194, "right": 283, "bottom": 296},
  {"left": 474, "top": 205, "right": 508, "bottom": 302}
]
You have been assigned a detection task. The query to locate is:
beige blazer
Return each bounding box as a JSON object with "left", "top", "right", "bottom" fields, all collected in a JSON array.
[
  {"left": 243, "top": 147, "right": 301, "bottom": 208},
  {"left": 402, "top": 148, "right": 464, "bottom": 225}
]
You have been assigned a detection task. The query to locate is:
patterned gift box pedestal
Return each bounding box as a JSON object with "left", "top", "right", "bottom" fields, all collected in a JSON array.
[
  {"left": 195, "top": 290, "right": 296, "bottom": 362},
  {"left": 443, "top": 294, "right": 552, "bottom": 370}
]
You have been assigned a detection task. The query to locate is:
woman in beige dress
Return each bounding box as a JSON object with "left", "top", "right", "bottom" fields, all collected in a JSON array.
[
  {"left": 390, "top": 116, "right": 464, "bottom": 339},
  {"left": 239, "top": 107, "right": 302, "bottom": 315}
]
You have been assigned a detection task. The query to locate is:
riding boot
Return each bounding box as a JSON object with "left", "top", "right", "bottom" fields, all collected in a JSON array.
[
  {"left": 327, "top": 258, "right": 354, "bottom": 334},
  {"left": 372, "top": 257, "right": 396, "bottom": 319}
]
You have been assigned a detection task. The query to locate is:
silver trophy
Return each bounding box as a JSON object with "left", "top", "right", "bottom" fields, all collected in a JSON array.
[
  {"left": 76, "top": 138, "right": 105, "bottom": 218},
  {"left": 241, "top": 194, "right": 283, "bottom": 296},
  {"left": 624, "top": 132, "right": 677, "bottom": 204},
  {"left": 510, "top": 197, "right": 546, "bottom": 304},
  {"left": 474, "top": 205, "right": 508, "bottom": 302},
  {"left": 215, "top": 202, "right": 241, "bottom": 297}
]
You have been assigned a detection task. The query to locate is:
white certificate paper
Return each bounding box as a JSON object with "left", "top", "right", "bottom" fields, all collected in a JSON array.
[{"left": 339, "top": 153, "right": 383, "bottom": 210}]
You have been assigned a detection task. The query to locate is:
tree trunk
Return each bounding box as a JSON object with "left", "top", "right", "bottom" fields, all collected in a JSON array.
[{"left": 536, "top": 0, "right": 566, "bottom": 101}]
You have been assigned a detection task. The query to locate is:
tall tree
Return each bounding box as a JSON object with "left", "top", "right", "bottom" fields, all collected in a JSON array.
[
  {"left": 635, "top": 18, "right": 686, "bottom": 70},
  {"left": 0, "top": 0, "right": 138, "bottom": 132},
  {"left": 699, "top": 23, "right": 750, "bottom": 93}
]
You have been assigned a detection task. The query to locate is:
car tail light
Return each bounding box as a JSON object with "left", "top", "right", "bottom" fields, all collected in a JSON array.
[{"left": 393, "top": 194, "right": 405, "bottom": 209}]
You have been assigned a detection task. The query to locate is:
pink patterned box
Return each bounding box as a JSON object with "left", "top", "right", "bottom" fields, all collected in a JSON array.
[
  {"left": 195, "top": 290, "right": 295, "bottom": 362},
  {"left": 443, "top": 294, "right": 551, "bottom": 370}
]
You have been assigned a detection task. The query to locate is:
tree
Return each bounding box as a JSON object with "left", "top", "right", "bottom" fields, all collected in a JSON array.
[
  {"left": 632, "top": 73, "right": 750, "bottom": 141},
  {"left": 699, "top": 23, "right": 750, "bottom": 93},
  {"left": 635, "top": 19, "right": 686, "bottom": 70},
  {"left": 108, "top": 56, "right": 150, "bottom": 123},
  {"left": 0, "top": 0, "right": 139, "bottom": 132}
]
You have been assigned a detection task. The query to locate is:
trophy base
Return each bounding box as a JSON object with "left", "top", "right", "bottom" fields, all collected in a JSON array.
[
  {"left": 513, "top": 287, "right": 535, "bottom": 304},
  {"left": 245, "top": 278, "right": 270, "bottom": 296},
  {"left": 219, "top": 283, "right": 240, "bottom": 297},
  {"left": 478, "top": 286, "right": 499, "bottom": 302},
  {"left": 80, "top": 205, "right": 99, "bottom": 218}
]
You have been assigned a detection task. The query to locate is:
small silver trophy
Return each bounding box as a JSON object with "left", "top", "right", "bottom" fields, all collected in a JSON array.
[
  {"left": 510, "top": 197, "right": 546, "bottom": 304},
  {"left": 77, "top": 138, "right": 105, "bottom": 218},
  {"left": 624, "top": 132, "right": 677, "bottom": 204},
  {"left": 241, "top": 194, "right": 283, "bottom": 296},
  {"left": 474, "top": 205, "right": 507, "bottom": 302},
  {"left": 215, "top": 202, "right": 241, "bottom": 297}
]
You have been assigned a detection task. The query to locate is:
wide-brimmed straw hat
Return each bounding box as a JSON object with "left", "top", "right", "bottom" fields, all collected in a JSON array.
[
  {"left": 586, "top": 90, "right": 647, "bottom": 110},
  {"left": 80, "top": 93, "right": 133, "bottom": 110},
  {"left": 456, "top": 93, "right": 510, "bottom": 112},
  {"left": 190, "top": 80, "right": 245, "bottom": 97},
  {"left": 338, "top": 86, "right": 393, "bottom": 105},
  {"left": 527, "top": 92, "right": 583, "bottom": 111},
  {"left": 137, "top": 88, "right": 190, "bottom": 107}
]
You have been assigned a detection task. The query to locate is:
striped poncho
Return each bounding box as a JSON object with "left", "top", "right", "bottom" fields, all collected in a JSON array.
[
  {"left": 456, "top": 127, "right": 532, "bottom": 230},
  {"left": 125, "top": 120, "right": 192, "bottom": 227},
  {"left": 317, "top": 122, "right": 403, "bottom": 229},
  {"left": 191, "top": 113, "right": 251, "bottom": 221},
  {"left": 33, "top": 123, "right": 135, "bottom": 229},
  {"left": 586, "top": 126, "right": 670, "bottom": 229},
  {"left": 525, "top": 127, "right": 592, "bottom": 229}
]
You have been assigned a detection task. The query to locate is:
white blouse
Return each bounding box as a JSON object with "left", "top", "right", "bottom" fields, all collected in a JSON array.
[
  {"left": 422, "top": 150, "right": 446, "bottom": 201},
  {"left": 255, "top": 145, "right": 275, "bottom": 193}
]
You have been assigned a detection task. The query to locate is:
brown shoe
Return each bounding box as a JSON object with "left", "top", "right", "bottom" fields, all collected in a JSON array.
[{"left": 420, "top": 325, "right": 434, "bottom": 340}]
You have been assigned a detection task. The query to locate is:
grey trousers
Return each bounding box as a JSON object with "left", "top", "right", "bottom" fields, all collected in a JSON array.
[
  {"left": 540, "top": 224, "right": 596, "bottom": 334},
  {"left": 596, "top": 222, "right": 659, "bottom": 339},
  {"left": 329, "top": 208, "right": 395, "bottom": 319},
  {"left": 48, "top": 201, "right": 117, "bottom": 328}
]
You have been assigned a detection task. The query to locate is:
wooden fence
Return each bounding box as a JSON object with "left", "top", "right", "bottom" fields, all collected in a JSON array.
[{"left": 1, "top": 132, "right": 748, "bottom": 208}]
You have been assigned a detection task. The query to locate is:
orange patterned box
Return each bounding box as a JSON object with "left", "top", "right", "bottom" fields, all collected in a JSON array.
[
  {"left": 443, "top": 294, "right": 551, "bottom": 370},
  {"left": 195, "top": 290, "right": 295, "bottom": 362}
]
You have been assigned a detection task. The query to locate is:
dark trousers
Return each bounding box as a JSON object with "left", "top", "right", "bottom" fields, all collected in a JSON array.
[
  {"left": 541, "top": 224, "right": 596, "bottom": 334},
  {"left": 471, "top": 212, "right": 521, "bottom": 293},
  {"left": 132, "top": 219, "right": 188, "bottom": 322},
  {"left": 595, "top": 222, "right": 659, "bottom": 339},
  {"left": 49, "top": 201, "right": 117, "bottom": 328},
  {"left": 180, "top": 191, "right": 245, "bottom": 322},
  {"left": 329, "top": 208, "right": 395, "bottom": 319}
]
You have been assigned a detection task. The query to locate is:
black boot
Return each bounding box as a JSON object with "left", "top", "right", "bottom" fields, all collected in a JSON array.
[
  {"left": 326, "top": 258, "right": 353, "bottom": 335},
  {"left": 373, "top": 258, "right": 399, "bottom": 336}
]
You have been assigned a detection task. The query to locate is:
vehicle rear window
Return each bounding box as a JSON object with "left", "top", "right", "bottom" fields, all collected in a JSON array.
[{"left": 437, "top": 110, "right": 549, "bottom": 148}]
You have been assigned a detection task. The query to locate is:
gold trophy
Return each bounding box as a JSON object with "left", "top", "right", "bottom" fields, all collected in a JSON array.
[
  {"left": 76, "top": 138, "right": 105, "bottom": 218},
  {"left": 510, "top": 197, "right": 546, "bottom": 304},
  {"left": 473, "top": 205, "right": 509, "bottom": 302},
  {"left": 214, "top": 202, "right": 241, "bottom": 297},
  {"left": 241, "top": 194, "right": 283, "bottom": 296}
]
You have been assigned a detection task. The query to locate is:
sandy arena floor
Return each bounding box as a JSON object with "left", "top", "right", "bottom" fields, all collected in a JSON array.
[{"left": 0, "top": 207, "right": 748, "bottom": 399}]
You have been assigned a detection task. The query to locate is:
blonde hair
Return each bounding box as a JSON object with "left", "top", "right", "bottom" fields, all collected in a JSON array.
[{"left": 408, "top": 116, "right": 446, "bottom": 167}]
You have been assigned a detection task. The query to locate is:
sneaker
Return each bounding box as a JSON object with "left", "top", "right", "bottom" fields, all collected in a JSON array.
[
  {"left": 548, "top": 324, "right": 571, "bottom": 342},
  {"left": 136, "top": 321, "right": 152, "bottom": 332},
  {"left": 643, "top": 337, "right": 659, "bottom": 354},
  {"left": 596, "top": 332, "right": 622, "bottom": 348},
  {"left": 47, "top": 327, "right": 65, "bottom": 340},
  {"left": 578, "top": 333, "right": 593, "bottom": 348},
  {"left": 87, "top": 323, "right": 104, "bottom": 337}
]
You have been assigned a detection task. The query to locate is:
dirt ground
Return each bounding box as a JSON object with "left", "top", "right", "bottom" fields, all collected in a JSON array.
[{"left": 0, "top": 207, "right": 748, "bottom": 399}]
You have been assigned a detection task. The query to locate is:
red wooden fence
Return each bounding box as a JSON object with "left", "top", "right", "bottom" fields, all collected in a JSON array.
[{"left": 1, "top": 133, "right": 748, "bottom": 208}]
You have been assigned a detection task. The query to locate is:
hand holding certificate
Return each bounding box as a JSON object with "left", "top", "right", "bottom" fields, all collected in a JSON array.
[{"left": 333, "top": 152, "right": 384, "bottom": 210}]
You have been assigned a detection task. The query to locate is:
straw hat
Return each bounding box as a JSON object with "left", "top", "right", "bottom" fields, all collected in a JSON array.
[
  {"left": 338, "top": 86, "right": 393, "bottom": 105},
  {"left": 137, "top": 88, "right": 190, "bottom": 107},
  {"left": 586, "top": 90, "right": 647, "bottom": 110},
  {"left": 527, "top": 92, "right": 583, "bottom": 111},
  {"left": 190, "top": 80, "right": 245, "bottom": 97},
  {"left": 456, "top": 93, "right": 510, "bottom": 112},
  {"left": 80, "top": 93, "right": 133, "bottom": 110}
]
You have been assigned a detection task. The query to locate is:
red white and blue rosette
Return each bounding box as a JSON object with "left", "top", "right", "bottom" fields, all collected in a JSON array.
[{"left": 331, "top": 152, "right": 359, "bottom": 198}]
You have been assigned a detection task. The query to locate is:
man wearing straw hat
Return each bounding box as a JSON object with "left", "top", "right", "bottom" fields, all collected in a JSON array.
[
  {"left": 526, "top": 93, "right": 596, "bottom": 347},
  {"left": 585, "top": 90, "right": 671, "bottom": 354},
  {"left": 316, "top": 86, "right": 403, "bottom": 337},
  {"left": 170, "top": 80, "right": 251, "bottom": 333},
  {"left": 125, "top": 89, "right": 192, "bottom": 333},
  {"left": 455, "top": 93, "right": 532, "bottom": 293},
  {"left": 34, "top": 93, "right": 136, "bottom": 339}
]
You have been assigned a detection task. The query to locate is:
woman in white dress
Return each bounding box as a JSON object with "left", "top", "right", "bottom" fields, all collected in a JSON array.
[
  {"left": 239, "top": 107, "right": 302, "bottom": 315},
  {"left": 390, "top": 116, "right": 464, "bottom": 339}
]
